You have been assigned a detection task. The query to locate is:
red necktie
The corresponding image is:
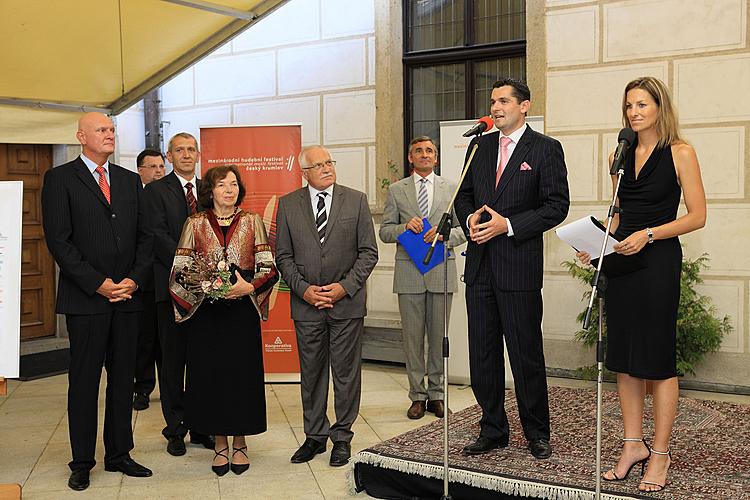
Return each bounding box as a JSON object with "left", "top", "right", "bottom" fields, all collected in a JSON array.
[
  {"left": 95, "top": 165, "right": 110, "bottom": 203},
  {"left": 496, "top": 136, "right": 512, "bottom": 187},
  {"left": 185, "top": 182, "right": 197, "bottom": 215}
]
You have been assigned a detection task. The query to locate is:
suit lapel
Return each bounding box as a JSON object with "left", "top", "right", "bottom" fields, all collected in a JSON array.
[
  {"left": 493, "top": 126, "right": 534, "bottom": 202},
  {"left": 429, "top": 176, "right": 446, "bottom": 220},
  {"left": 167, "top": 173, "right": 189, "bottom": 219},
  {"left": 300, "top": 187, "right": 321, "bottom": 246},
  {"left": 74, "top": 159, "right": 110, "bottom": 209},
  {"left": 324, "top": 184, "right": 344, "bottom": 245},
  {"left": 403, "top": 176, "right": 421, "bottom": 218}
]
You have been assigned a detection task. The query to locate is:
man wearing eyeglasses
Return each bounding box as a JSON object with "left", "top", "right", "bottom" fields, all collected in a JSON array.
[
  {"left": 379, "top": 136, "right": 466, "bottom": 420},
  {"left": 275, "top": 145, "right": 378, "bottom": 467},
  {"left": 132, "top": 149, "right": 165, "bottom": 413}
]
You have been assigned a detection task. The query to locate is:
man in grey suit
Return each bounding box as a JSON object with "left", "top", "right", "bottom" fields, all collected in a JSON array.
[
  {"left": 275, "top": 146, "right": 378, "bottom": 467},
  {"left": 379, "top": 136, "right": 465, "bottom": 420}
]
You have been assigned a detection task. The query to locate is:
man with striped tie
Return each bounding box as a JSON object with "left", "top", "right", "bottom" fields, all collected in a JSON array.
[
  {"left": 379, "top": 136, "right": 465, "bottom": 420},
  {"left": 143, "top": 133, "right": 214, "bottom": 456},
  {"left": 41, "top": 112, "right": 153, "bottom": 490},
  {"left": 275, "top": 145, "right": 378, "bottom": 467}
]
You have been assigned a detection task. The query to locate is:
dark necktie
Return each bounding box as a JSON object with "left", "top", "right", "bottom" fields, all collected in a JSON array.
[
  {"left": 316, "top": 192, "right": 328, "bottom": 244},
  {"left": 184, "top": 182, "right": 197, "bottom": 215}
]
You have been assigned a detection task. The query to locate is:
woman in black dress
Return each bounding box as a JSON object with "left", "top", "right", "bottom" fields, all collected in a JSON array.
[
  {"left": 169, "top": 165, "right": 278, "bottom": 476},
  {"left": 577, "top": 77, "right": 706, "bottom": 493}
]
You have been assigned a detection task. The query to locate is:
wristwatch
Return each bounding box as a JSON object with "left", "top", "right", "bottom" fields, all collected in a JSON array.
[{"left": 646, "top": 227, "right": 654, "bottom": 244}]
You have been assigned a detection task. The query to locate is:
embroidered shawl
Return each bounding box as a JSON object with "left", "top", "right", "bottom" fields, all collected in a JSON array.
[{"left": 169, "top": 209, "right": 277, "bottom": 322}]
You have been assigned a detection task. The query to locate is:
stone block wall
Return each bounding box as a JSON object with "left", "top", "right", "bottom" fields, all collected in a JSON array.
[{"left": 540, "top": 0, "right": 750, "bottom": 387}]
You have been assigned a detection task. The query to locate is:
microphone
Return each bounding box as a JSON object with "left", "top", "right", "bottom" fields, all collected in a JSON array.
[
  {"left": 609, "top": 128, "right": 636, "bottom": 175},
  {"left": 462, "top": 116, "right": 495, "bottom": 137}
]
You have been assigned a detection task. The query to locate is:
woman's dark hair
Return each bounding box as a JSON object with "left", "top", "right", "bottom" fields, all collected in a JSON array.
[{"left": 198, "top": 164, "right": 246, "bottom": 208}]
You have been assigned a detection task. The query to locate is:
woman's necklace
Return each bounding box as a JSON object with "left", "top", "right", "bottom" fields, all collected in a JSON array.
[{"left": 215, "top": 207, "right": 238, "bottom": 222}]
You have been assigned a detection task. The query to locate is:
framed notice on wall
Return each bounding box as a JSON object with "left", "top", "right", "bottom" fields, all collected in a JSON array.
[{"left": 0, "top": 181, "right": 23, "bottom": 378}]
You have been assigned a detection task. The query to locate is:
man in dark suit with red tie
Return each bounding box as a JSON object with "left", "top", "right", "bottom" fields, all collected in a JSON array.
[
  {"left": 144, "top": 132, "right": 214, "bottom": 457},
  {"left": 42, "top": 112, "right": 153, "bottom": 491},
  {"left": 455, "top": 78, "right": 570, "bottom": 459}
]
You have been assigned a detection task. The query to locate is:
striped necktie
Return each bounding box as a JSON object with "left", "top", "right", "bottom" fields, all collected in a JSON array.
[
  {"left": 316, "top": 192, "right": 328, "bottom": 244},
  {"left": 184, "top": 182, "right": 197, "bottom": 215},
  {"left": 95, "top": 165, "right": 110, "bottom": 204},
  {"left": 417, "top": 177, "right": 429, "bottom": 218}
]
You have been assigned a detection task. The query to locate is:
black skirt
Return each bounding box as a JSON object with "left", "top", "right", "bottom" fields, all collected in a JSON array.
[{"left": 182, "top": 297, "right": 267, "bottom": 436}]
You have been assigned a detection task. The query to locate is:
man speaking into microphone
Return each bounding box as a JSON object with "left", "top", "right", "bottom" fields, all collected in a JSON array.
[{"left": 455, "top": 78, "right": 569, "bottom": 459}]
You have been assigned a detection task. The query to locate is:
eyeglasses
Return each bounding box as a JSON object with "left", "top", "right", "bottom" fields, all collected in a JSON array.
[{"left": 301, "top": 160, "right": 336, "bottom": 171}]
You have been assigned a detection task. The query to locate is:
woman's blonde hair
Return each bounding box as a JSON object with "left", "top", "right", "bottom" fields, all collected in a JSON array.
[{"left": 622, "top": 76, "right": 682, "bottom": 148}]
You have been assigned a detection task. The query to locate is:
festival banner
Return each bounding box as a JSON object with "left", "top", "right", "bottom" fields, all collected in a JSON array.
[{"left": 200, "top": 125, "right": 302, "bottom": 382}]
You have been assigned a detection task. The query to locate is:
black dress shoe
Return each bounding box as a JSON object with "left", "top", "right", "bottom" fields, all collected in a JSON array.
[
  {"left": 462, "top": 436, "right": 508, "bottom": 456},
  {"left": 104, "top": 458, "right": 153, "bottom": 477},
  {"left": 329, "top": 441, "right": 351, "bottom": 467},
  {"left": 132, "top": 393, "right": 149, "bottom": 411},
  {"left": 167, "top": 435, "right": 186, "bottom": 456},
  {"left": 190, "top": 433, "right": 216, "bottom": 449},
  {"left": 290, "top": 438, "right": 326, "bottom": 463},
  {"left": 68, "top": 469, "right": 90, "bottom": 491},
  {"left": 529, "top": 438, "right": 552, "bottom": 459}
]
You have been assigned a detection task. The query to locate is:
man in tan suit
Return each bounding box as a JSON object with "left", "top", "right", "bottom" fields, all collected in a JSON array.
[
  {"left": 275, "top": 146, "right": 378, "bottom": 467},
  {"left": 379, "top": 136, "right": 465, "bottom": 420}
]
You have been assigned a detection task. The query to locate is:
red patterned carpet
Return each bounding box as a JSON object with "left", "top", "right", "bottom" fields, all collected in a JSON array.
[{"left": 352, "top": 386, "right": 750, "bottom": 499}]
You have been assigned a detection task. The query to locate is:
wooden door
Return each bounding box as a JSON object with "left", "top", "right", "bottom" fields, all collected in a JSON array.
[{"left": 0, "top": 144, "right": 56, "bottom": 340}]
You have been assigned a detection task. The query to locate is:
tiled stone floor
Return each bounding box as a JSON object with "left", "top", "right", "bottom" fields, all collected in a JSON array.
[{"left": 1, "top": 363, "right": 747, "bottom": 499}]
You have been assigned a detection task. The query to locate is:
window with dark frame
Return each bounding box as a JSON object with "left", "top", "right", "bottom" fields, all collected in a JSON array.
[{"left": 404, "top": 0, "right": 526, "bottom": 174}]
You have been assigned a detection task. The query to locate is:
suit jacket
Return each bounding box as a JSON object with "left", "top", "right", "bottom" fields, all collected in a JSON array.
[
  {"left": 41, "top": 157, "right": 152, "bottom": 314},
  {"left": 379, "top": 175, "right": 466, "bottom": 294},
  {"left": 455, "top": 126, "right": 569, "bottom": 291},
  {"left": 144, "top": 172, "right": 203, "bottom": 302},
  {"left": 275, "top": 183, "right": 378, "bottom": 321}
]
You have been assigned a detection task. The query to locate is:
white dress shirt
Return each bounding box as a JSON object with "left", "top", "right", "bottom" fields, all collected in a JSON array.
[
  {"left": 175, "top": 174, "right": 198, "bottom": 203},
  {"left": 308, "top": 184, "right": 334, "bottom": 219},
  {"left": 80, "top": 154, "right": 110, "bottom": 184}
]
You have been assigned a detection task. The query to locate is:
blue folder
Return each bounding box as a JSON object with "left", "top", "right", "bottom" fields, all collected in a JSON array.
[{"left": 396, "top": 218, "right": 450, "bottom": 275}]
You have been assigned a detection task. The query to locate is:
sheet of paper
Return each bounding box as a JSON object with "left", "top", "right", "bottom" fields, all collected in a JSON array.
[{"left": 555, "top": 215, "right": 618, "bottom": 257}]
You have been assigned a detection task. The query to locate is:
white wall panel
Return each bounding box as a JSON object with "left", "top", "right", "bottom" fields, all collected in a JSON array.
[
  {"left": 234, "top": 96, "right": 320, "bottom": 145},
  {"left": 278, "top": 39, "right": 366, "bottom": 95},
  {"left": 323, "top": 90, "right": 375, "bottom": 144}
]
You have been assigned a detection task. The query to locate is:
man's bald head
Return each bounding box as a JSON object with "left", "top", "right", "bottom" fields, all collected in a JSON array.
[{"left": 76, "top": 112, "right": 115, "bottom": 163}]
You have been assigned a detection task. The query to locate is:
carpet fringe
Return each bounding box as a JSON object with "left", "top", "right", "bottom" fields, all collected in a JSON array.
[{"left": 351, "top": 451, "right": 635, "bottom": 500}]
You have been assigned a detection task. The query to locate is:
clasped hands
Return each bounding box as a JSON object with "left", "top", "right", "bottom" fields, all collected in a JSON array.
[
  {"left": 303, "top": 283, "right": 346, "bottom": 309},
  {"left": 468, "top": 205, "right": 508, "bottom": 244},
  {"left": 576, "top": 229, "right": 649, "bottom": 265},
  {"left": 225, "top": 270, "right": 255, "bottom": 300},
  {"left": 97, "top": 278, "right": 138, "bottom": 302}
]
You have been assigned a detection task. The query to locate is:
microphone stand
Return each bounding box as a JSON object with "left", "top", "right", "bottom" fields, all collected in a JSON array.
[
  {"left": 423, "top": 141, "right": 480, "bottom": 500},
  {"left": 583, "top": 161, "right": 625, "bottom": 499}
]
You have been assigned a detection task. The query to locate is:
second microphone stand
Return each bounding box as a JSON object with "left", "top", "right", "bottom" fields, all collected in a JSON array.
[
  {"left": 582, "top": 161, "right": 626, "bottom": 499},
  {"left": 423, "top": 142, "right": 480, "bottom": 500}
]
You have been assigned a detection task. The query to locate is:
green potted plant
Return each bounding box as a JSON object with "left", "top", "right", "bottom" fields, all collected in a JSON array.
[{"left": 561, "top": 253, "right": 731, "bottom": 379}]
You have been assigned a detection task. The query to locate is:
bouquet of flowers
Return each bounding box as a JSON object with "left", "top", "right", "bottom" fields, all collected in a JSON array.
[{"left": 175, "top": 250, "right": 232, "bottom": 301}]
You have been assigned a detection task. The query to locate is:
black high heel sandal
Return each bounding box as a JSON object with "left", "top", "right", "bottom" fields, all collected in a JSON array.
[
  {"left": 231, "top": 446, "right": 249, "bottom": 475},
  {"left": 212, "top": 447, "right": 230, "bottom": 476},
  {"left": 602, "top": 438, "right": 650, "bottom": 481},
  {"left": 639, "top": 448, "right": 671, "bottom": 493}
]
